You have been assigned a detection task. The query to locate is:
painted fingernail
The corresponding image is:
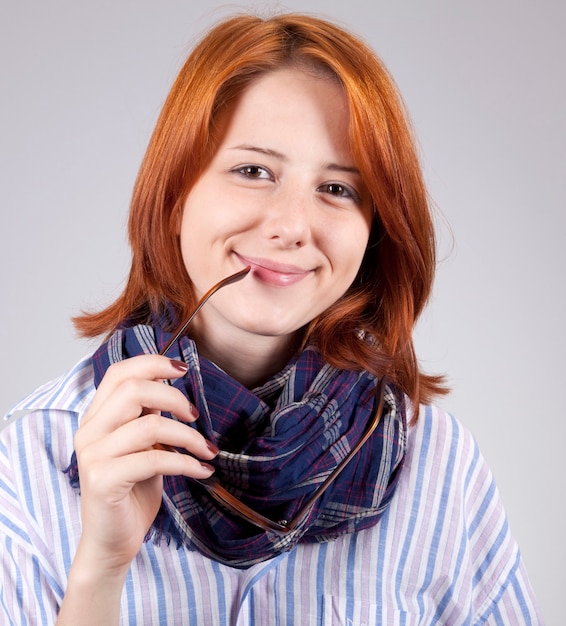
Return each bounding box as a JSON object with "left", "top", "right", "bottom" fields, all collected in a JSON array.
[
  {"left": 189, "top": 404, "right": 200, "bottom": 419},
  {"left": 200, "top": 462, "right": 215, "bottom": 474},
  {"left": 206, "top": 441, "right": 219, "bottom": 455},
  {"left": 170, "top": 359, "right": 188, "bottom": 372}
]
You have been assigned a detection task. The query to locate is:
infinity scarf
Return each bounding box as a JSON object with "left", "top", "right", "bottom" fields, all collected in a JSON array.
[{"left": 67, "top": 322, "right": 407, "bottom": 568}]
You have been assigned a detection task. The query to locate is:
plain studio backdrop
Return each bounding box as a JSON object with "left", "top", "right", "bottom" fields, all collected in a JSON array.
[{"left": 1, "top": 1, "right": 563, "bottom": 623}]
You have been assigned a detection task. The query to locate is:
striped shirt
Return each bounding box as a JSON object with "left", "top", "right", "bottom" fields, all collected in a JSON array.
[{"left": 0, "top": 356, "right": 543, "bottom": 625}]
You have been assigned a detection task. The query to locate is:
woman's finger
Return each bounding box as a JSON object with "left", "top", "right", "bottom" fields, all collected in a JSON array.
[
  {"left": 83, "top": 377, "right": 197, "bottom": 435},
  {"left": 84, "top": 354, "right": 191, "bottom": 419},
  {"left": 79, "top": 446, "right": 215, "bottom": 499},
  {"left": 85, "top": 411, "right": 218, "bottom": 461}
]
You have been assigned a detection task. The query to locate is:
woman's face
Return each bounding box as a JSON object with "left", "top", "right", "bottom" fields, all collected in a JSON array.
[{"left": 180, "top": 67, "right": 373, "bottom": 348}]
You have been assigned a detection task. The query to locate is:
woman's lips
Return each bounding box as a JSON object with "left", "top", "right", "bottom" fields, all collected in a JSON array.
[{"left": 236, "top": 254, "right": 312, "bottom": 286}]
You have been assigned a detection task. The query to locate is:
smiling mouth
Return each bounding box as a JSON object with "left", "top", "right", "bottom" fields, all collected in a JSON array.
[{"left": 236, "top": 253, "right": 312, "bottom": 286}]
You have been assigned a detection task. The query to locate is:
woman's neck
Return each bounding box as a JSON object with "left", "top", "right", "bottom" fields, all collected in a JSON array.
[{"left": 191, "top": 326, "right": 303, "bottom": 388}]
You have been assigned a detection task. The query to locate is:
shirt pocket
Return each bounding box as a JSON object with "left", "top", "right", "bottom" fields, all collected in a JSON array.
[{"left": 322, "top": 595, "right": 421, "bottom": 626}]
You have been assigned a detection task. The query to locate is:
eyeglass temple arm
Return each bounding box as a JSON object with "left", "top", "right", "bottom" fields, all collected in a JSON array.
[
  {"left": 153, "top": 266, "right": 250, "bottom": 455},
  {"left": 197, "top": 476, "right": 290, "bottom": 534},
  {"left": 283, "top": 375, "right": 388, "bottom": 531},
  {"left": 159, "top": 266, "right": 251, "bottom": 357},
  {"left": 195, "top": 376, "right": 388, "bottom": 536}
]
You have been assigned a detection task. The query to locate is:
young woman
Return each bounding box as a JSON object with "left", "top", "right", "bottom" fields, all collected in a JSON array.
[{"left": 0, "top": 13, "right": 543, "bottom": 625}]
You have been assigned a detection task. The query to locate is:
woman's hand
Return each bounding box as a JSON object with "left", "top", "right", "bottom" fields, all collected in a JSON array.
[{"left": 57, "top": 355, "right": 216, "bottom": 624}]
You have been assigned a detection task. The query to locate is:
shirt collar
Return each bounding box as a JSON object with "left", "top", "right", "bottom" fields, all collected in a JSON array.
[{"left": 4, "top": 354, "right": 95, "bottom": 422}]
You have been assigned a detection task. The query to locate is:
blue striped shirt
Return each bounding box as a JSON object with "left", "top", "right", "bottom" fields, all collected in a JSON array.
[{"left": 0, "top": 356, "right": 543, "bottom": 625}]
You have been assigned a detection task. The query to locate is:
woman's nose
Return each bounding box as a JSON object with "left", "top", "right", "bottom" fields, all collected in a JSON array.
[{"left": 262, "top": 191, "right": 312, "bottom": 248}]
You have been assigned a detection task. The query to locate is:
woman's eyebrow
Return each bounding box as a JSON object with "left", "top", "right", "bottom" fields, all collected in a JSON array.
[
  {"left": 229, "top": 144, "right": 361, "bottom": 175},
  {"left": 324, "top": 163, "right": 361, "bottom": 176},
  {"left": 229, "top": 144, "right": 287, "bottom": 161}
]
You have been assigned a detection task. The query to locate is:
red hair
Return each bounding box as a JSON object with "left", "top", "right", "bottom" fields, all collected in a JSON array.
[{"left": 74, "top": 13, "right": 447, "bottom": 410}]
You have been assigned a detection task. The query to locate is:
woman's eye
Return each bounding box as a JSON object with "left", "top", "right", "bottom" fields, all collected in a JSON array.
[
  {"left": 318, "top": 182, "right": 360, "bottom": 202},
  {"left": 234, "top": 165, "right": 271, "bottom": 179}
]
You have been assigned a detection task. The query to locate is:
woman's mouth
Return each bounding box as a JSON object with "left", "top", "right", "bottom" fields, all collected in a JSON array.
[{"left": 236, "top": 254, "right": 313, "bottom": 286}]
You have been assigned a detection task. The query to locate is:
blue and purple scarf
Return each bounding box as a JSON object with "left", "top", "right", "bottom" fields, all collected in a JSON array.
[{"left": 68, "top": 322, "right": 407, "bottom": 568}]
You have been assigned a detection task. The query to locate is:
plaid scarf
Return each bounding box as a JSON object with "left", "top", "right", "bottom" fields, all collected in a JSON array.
[{"left": 67, "top": 323, "right": 407, "bottom": 568}]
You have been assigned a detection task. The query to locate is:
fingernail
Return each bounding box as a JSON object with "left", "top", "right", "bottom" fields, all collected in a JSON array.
[
  {"left": 170, "top": 359, "right": 188, "bottom": 372},
  {"left": 206, "top": 440, "right": 219, "bottom": 455},
  {"left": 189, "top": 404, "right": 200, "bottom": 419},
  {"left": 200, "top": 462, "right": 215, "bottom": 474}
]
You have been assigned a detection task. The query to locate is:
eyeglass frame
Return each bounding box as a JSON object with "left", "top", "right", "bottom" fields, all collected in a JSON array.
[{"left": 156, "top": 266, "right": 388, "bottom": 536}]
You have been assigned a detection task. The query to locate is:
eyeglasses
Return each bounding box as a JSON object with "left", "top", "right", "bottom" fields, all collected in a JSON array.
[
  {"left": 157, "top": 267, "right": 387, "bottom": 535},
  {"left": 158, "top": 266, "right": 252, "bottom": 357}
]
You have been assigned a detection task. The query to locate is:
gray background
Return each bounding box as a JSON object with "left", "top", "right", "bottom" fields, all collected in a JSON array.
[{"left": 1, "top": 1, "right": 563, "bottom": 623}]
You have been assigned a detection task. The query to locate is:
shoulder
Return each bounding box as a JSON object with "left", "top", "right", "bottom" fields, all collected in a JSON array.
[
  {"left": 393, "top": 402, "right": 539, "bottom": 620},
  {"left": 0, "top": 358, "right": 94, "bottom": 623},
  {"left": 410, "top": 402, "right": 477, "bottom": 454},
  {"left": 0, "top": 355, "right": 95, "bottom": 527},
  {"left": 1, "top": 354, "right": 95, "bottom": 469},
  {"left": 1, "top": 354, "right": 95, "bottom": 501},
  {"left": 401, "top": 403, "right": 506, "bottom": 542},
  {"left": 3, "top": 354, "right": 95, "bottom": 423},
  {"left": 403, "top": 403, "right": 484, "bottom": 497},
  {"left": 0, "top": 356, "right": 94, "bottom": 532},
  {"left": 1, "top": 352, "right": 95, "bottom": 484}
]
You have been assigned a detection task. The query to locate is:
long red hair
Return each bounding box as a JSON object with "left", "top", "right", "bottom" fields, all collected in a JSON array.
[{"left": 74, "top": 13, "right": 447, "bottom": 410}]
